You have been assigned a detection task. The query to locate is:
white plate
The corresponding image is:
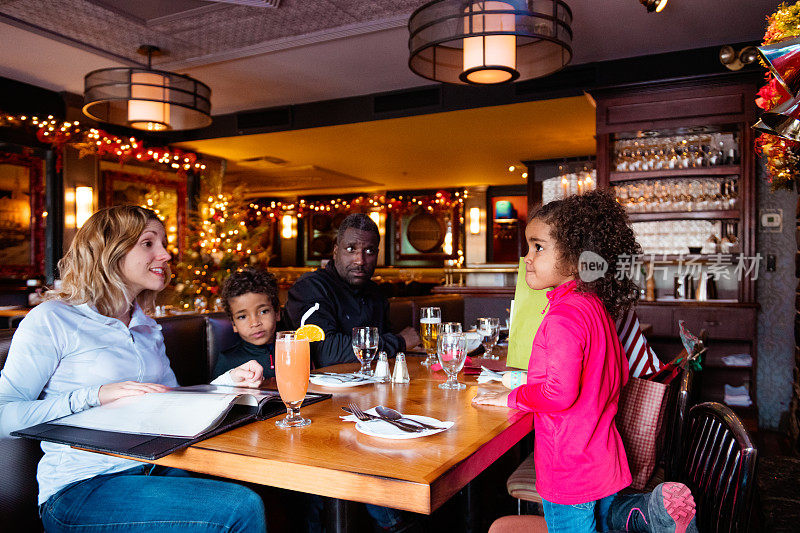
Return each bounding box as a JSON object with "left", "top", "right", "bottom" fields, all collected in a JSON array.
[
  {"left": 309, "top": 375, "right": 378, "bottom": 388},
  {"left": 354, "top": 414, "right": 453, "bottom": 440}
]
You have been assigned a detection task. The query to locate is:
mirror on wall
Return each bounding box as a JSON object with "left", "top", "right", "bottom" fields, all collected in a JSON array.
[{"left": 0, "top": 150, "right": 45, "bottom": 278}]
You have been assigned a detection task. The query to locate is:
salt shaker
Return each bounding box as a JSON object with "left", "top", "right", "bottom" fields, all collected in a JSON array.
[
  {"left": 374, "top": 351, "right": 391, "bottom": 382},
  {"left": 391, "top": 353, "right": 410, "bottom": 384}
]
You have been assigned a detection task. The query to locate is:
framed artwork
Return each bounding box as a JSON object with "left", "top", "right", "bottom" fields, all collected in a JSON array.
[
  {"left": 394, "top": 205, "right": 461, "bottom": 261},
  {"left": 101, "top": 170, "right": 187, "bottom": 259},
  {"left": 0, "top": 151, "right": 45, "bottom": 278},
  {"left": 304, "top": 211, "right": 348, "bottom": 263}
]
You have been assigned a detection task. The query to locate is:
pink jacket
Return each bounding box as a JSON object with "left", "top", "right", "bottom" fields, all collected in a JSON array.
[{"left": 507, "top": 280, "right": 631, "bottom": 504}]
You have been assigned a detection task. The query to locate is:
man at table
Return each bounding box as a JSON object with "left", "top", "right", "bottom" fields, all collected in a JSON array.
[
  {"left": 287, "top": 213, "right": 420, "bottom": 368},
  {"left": 286, "top": 213, "right": 422, "bottom": 532}
]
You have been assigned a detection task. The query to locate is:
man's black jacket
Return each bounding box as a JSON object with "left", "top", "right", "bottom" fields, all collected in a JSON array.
[{"left": 285, "top": 261, "right": 405, "bottom": 368}]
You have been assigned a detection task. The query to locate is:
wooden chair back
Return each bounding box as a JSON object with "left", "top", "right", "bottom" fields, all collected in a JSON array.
[{"left": 678, "top": 402, "right": 757, "bottom": 533}]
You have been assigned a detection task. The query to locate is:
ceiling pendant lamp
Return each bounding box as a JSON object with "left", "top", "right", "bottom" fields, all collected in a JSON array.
[
  {"left": 83, "top": 45, "right": 211, "bottom": 131},
  {"left": 408, "top": 0, "right": 573, "bottom": 85}
]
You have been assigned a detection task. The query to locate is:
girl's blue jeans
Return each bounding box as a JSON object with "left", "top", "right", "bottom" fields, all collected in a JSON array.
[
  {"left": 542, "top": 493, "right": 616, "bottom": 533},
  {"left": 39, "top": 465, "right": 267, "bottom": 533}
]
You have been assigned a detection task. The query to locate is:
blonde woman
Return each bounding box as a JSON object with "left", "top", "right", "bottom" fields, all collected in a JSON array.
[{"left": 0, "top": 206, "right": 266, "bottom": 533}]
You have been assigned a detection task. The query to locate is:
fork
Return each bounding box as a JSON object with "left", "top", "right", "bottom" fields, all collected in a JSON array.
[{"left": 345, "top": 404, "right": 422, "bottom": 433}]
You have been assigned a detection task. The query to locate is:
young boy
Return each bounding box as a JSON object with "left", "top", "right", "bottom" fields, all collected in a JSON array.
[{"left": 211, "top": 267, "right": 280, "bottom": 384}]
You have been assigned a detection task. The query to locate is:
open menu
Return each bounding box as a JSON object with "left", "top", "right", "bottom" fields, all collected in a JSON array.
[
  {"left": 12, "top": 385, "right": 330, "bottom": 460},
  {"left": 51, "top": 385, "right": 281, "bottom": 438}
]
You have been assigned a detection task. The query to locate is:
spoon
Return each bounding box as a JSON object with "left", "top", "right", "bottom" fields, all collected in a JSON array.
[{"left": 375, "top": 405, "right": 446, "bottom": 430}]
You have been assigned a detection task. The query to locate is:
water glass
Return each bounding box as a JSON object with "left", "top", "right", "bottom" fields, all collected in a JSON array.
[
  {"left": 437, "top": 322, "right": 462, "bottom": 357},
  {"left": 438, "top": 332, "right": 467, "bottom": 390},
  {"left": 419, "top": 307, "right": 441, "bottom": 367},
  {"left": 477, "top": 317, "right": 500, "bottom": 359},
  {"left": 352, "top": 326, "right": 379, "bottom": 375},
  {"left": 275, "top": 331, "right": 311, "bottom": 428}
]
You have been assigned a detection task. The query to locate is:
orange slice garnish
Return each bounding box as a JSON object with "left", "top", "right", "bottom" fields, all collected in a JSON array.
[{"left": 295, "top": 324, "right": 325, "bottom": 342}]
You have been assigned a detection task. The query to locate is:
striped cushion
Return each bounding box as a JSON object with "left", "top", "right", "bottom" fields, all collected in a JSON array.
[
  {"left": 506, "top": 452, "right": 541, "bottom": 503},
  {"left": 616, "top": 308, "right": 662, "bottom": 378}
]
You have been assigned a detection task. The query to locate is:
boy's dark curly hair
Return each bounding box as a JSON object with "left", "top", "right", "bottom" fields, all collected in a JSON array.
[
  {"left": 529, "top": 189, "right": 642, "bottom": 320},
  {"left": 220, "top": 267, "right": 279, "bottom": 319}
]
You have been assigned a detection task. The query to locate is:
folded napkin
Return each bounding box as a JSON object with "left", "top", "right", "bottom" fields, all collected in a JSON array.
[
  {"left": 309, "top": 373, "right": 378, "bottom": 388},
  {"left": 721, "top": 354, "right": 752, "bottom": 367},
  {"left": 723, "top": 384, "right": 752, "bottom": 407},
  {"left": 477, "top": 367, "right": 527, "bottom": 388},
  {"left": 477, "top": 367, "right": 507, "bottom": 384},
  {"left": 341, "top": 406, "right": 453, "bottom": 439}
]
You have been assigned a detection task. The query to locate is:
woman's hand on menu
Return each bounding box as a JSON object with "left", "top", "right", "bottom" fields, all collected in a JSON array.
[
  {"left": 472, "top": 390, "right": 511, "bottom": 407},
  {"left": 228, "top": 360, "right": 264, "bottom": 388},
  {"left": 98, "top": 381, "right": 169, "bottom": 405}
]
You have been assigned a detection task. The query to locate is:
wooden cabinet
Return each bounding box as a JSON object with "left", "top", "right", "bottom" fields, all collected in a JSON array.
[{"left": 592, "top": 78, "right": 760, "bottom": 427}]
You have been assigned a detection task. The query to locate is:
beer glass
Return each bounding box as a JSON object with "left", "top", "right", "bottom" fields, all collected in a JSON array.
[
  {"left": 275, "top": 331, "right": 311, "bottom": 428},
  {"left": 419, "top": 307, "right": 441, "bottom": 367},
  {"left": 477, "top": 317, "right": 500, "bottom": 359},
  {"left": 352, "top": 326, "right": 379, "bottom": 375}
]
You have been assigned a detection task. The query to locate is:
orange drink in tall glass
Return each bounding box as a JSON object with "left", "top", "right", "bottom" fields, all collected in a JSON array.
[{"left": 275, "top": 331, "right": 311, "bottom": 428}]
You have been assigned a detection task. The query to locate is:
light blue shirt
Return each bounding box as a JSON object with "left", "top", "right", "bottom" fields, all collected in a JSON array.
[{"left": 0, "top": 299, "right": 178, "bottom": 505}]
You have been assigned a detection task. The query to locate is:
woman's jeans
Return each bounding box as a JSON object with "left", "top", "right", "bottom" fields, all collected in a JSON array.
[
  {"left": 542, "top": 493, "right": 616, "bottom": 533},
  {"left": 40, "top": 465, "right": 267, "bottom": 533}
]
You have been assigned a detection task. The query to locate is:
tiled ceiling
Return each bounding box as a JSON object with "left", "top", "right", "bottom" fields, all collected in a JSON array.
[{"left": 0, "top": 0, "right": 426, "bottom": 66}]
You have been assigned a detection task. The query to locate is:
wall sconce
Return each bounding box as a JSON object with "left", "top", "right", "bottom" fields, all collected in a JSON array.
[
  {"left": 75, "top": 186, "right": 94, "bottom": 228},
  {"left": 368, "top": 211, "right": 386, "bottom": 236},
  {"left": 469, "top": 207, "right": 482, "bottom": 235},
  {"left": 281, "top": 214, "right": 297, "bottom": 239},
  {"left": 443, "top": 222, "right": 453, "bottom": 255},
  {"left": 719, "top": 45, "right": 757, "bottom": 71},
  {"left": 639, "top": 0, "right": 668, "bottom": 12}
]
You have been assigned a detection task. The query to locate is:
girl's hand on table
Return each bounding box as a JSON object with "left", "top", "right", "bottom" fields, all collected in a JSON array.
[
  {"left": 472, "top": 390, "right": 511, "bottom": 407},
  {"left": 98, "top": 381, "right": 168, "bottom": 405},
  {"left": 228, "top": 360, "right": 264, "bottom": 388}
]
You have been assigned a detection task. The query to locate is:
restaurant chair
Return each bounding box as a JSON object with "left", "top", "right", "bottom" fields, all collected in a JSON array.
[
  {"left": 0, "top": 328, "right": 45, "bottom": 531},
  {"left": 488, "top": 514, "right": 548, "bottom": 533},
  {"left": 205, "top": 311, "right": 239, "bottom": 373},
  {"left": 156, "top": 314, "right": 211, "bottom": 385},
  {"left": 505, "top": 364, "right": 693, "bottom": 513},
  {"left": 677, "top": 402, "right": 757, "bottom": 533}
]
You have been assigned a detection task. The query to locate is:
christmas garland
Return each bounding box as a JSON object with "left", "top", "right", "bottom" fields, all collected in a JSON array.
[
  {"left": 0, "top": 113, "right": 205, "bottom": 175},
  {"left": 755, "top": 1, "right": 800, "bottom": 190}
]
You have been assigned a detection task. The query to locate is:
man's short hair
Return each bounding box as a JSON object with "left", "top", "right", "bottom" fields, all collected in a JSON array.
[
  {"left": 336, "top": 213, "right": 380, "bottom": 244},
  {"left": 220, "top": 267, "right": 279, "bottom": 319}
]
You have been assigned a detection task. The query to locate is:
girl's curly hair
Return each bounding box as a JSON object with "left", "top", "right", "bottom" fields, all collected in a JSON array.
[
  {"left": 529, "top": 189, "right": 642, "bottom": 320},
  {"left": 220, "top": 267, "right": 279, "bottom": 319}
]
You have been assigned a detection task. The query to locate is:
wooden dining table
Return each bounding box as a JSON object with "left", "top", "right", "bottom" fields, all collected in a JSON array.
[{"left": 136, "top": 351, "right": 532, "bottom": 531}]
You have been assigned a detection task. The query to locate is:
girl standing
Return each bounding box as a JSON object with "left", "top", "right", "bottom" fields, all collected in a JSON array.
[
  {"left": 0, "top": 206, "right": 266, "bottom": 533},
  {"left": 473, "top": 190, "right": 696, "bottom": 532}
]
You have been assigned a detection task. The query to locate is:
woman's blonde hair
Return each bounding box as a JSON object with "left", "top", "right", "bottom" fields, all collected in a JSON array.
[{"left": 47, "top": 205, "right": 170, "bottom": 318}]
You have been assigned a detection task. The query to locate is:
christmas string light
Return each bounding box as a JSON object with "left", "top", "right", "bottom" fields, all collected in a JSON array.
[
  {"left": 0, "top": 112, "right": 207, "bottom": 174},
  {"left": 247, "top": 189, "right": 466, "bottom": 220}
]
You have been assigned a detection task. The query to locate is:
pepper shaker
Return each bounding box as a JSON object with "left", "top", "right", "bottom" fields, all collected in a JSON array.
[
  {"left": 391, "top": 353, "right": 410, "bottom": 384},
  {"left": 374, "top": 351, "right": 391, "bottom": 382}
]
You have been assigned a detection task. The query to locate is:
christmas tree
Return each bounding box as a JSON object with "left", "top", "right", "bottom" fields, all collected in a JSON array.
[{"left": 171, "top": 187, "right": 274, "bottom": 310}]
